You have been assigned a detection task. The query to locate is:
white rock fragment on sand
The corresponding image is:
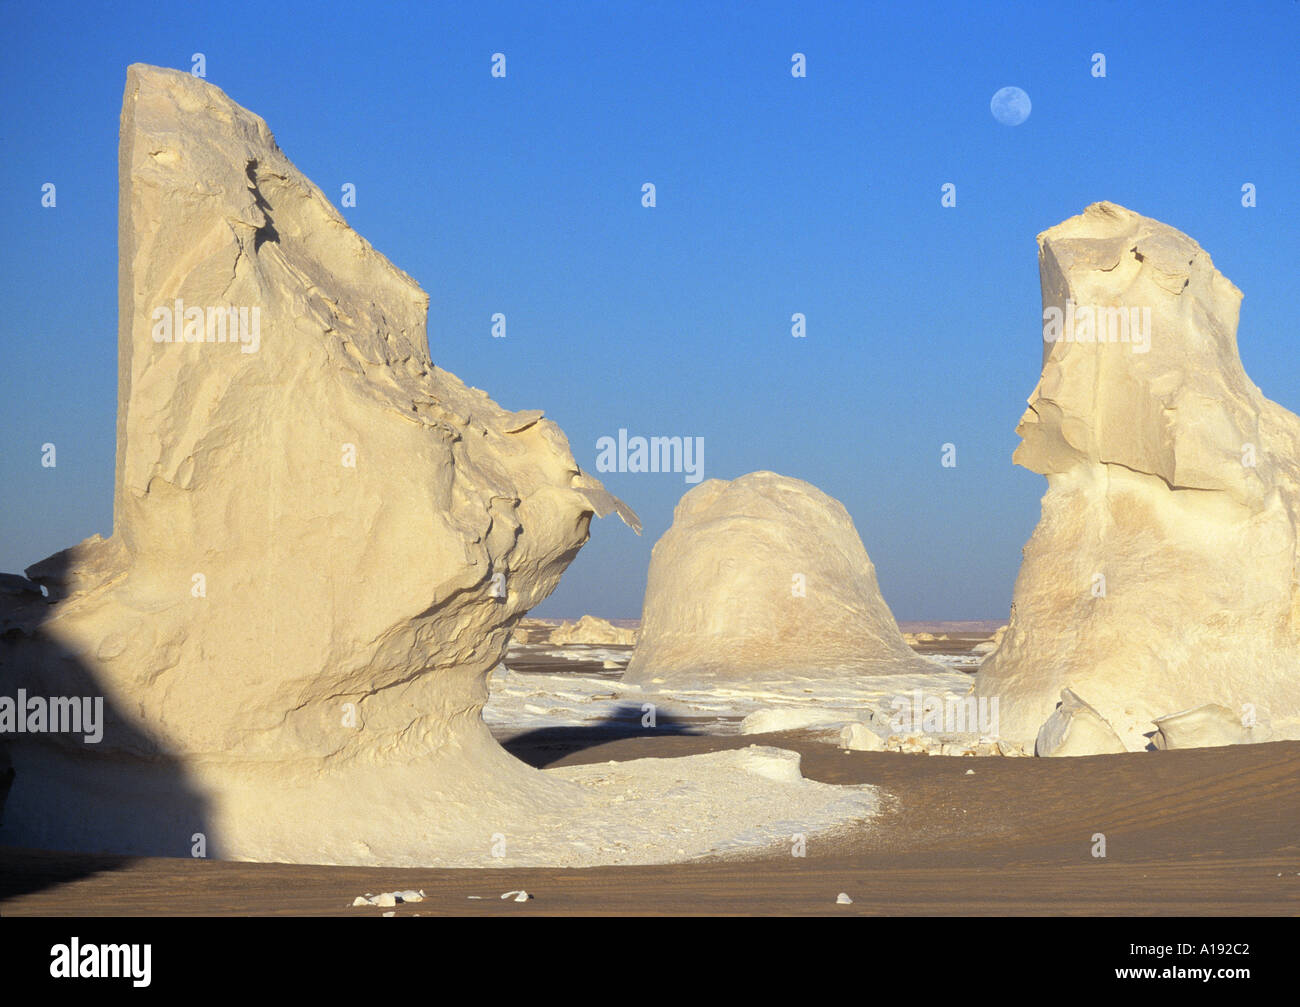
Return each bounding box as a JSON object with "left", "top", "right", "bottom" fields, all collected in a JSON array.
[
  {"left": 624, "top": 472, "right": 933, "bottom": 687},
  {"left": 502, "top": 890, "right": 530, "bottom": 902},
  {"left": 382, "top": 911, "right": 396, "bottom": 917},
  {"left": 1151, "top": 704, "right": 1261, "bottom": 750},
  {"left": 1035, "top": 690, "right": 1127, "bottom": 757},
  {"left": 975, "top": 202, "right": 1300, "bottom": 750},
  {"left": 740, "top": 708, "right": 846, "bottom": 735},
  {"left": 886, "top": 735, "right": 930, "bottom": 755},
  {"left": 740, "top": 746, "right": 806, "bottom": 782},
  {"left": 352, "top": 887, "right": 425, "bottom": 907},
  {"left": 836, "top": 893, "right": 853, "bottom": 905},
  {"left": 839, "top": 723, "right": 884, "bottom": 752}
]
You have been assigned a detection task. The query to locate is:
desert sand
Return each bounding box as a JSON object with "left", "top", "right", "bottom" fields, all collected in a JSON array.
[{"left": 4, "top": 726, "right": 1296, "bottom": 915}]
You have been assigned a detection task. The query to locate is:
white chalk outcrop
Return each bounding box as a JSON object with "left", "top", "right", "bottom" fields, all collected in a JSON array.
[
  {"left": 0, "top": 65, "right": 647, "bottom": 863},
  {"left": 839, "top": 723, "right": 885, "bottom": 752},
  {"left": 975, "top": 202, "right": 1300, "bottom": 749},
  {"left": 971, "top": 625, "right": 1007, "bottom": 657},
  {"left": 548, "top": 615, "right": 637, "bottom": 646},
  {"left": 1151, "top": 703, "right": 1261, "bottom": 750},
  {"left": 1034, "top": 690, "right": 1126, "bottom": 757},
  {"left": 623, "top": 471, "right": 933, "bottom": 687},
  {"left": 738, "top": 707, "right": 846, "bottom": 735}
]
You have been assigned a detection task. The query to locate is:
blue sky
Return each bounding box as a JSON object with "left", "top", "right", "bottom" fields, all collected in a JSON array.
[{"left": 1, "top": 0, "right": 1296, "bottom": 620}]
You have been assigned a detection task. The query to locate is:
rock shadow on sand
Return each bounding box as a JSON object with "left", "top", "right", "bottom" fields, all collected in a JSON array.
[
  {"left": 501, "top": 703, "right": 702, "bottom": 768},
  {"left": 0, "top": 550, "right": 214, "bottom": 900}
]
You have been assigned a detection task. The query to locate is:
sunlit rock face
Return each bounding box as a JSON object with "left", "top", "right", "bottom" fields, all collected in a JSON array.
[
  {"left": 0, "top": 64, "right": 637, "bottom": 863},
  {"left": 976, "top": 202, "right": 1300, "bottom": 750},
  {"left": 624, "top": 471, "right": 931, "bottom": 688}
]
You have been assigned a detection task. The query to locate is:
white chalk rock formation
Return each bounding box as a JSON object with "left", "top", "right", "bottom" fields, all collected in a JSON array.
[
  {"left": 548, "top": 615, "right": 637, "bottom": 646},
  {"left": 1151, "top": 703, "right": 1260, "bottom": 750},
  {"left": 738, "top": 707, "right": 845, "bottom": 735},
  {"left": 0, "top": 64, "right": 640, "bottom": 863},
  {"left": 975, "top": 202, "right": 1300, "bottom": 749},
  {"left": 971, "top": 625, "right": 1008, "bottom": 657},
  {"left": 840, "top": 722, "right": 885, "bottom": 752},
  {"left": 623, "top": 472, "right": 932, "bottom": 686},
  {"left": 1034, "top": 690, "right": 1127, "bottom": 757}
]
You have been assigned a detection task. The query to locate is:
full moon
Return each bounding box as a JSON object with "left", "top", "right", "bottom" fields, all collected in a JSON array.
[{"left": 990, "top": 86, "right": 1031, "bottom": 126}]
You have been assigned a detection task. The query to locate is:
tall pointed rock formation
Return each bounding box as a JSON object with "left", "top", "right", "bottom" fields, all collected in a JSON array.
[
  {"left": 975, "top": 202, "right": 1300, "bottom": 750},
  {"left": 0, "top": 64, "right": 637, "bottom": 862}
]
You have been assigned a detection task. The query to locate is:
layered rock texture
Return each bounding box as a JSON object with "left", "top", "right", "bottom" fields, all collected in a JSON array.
[
  {"left": 975, "top": 202, "right": 1300, "bottom": 750},
  {"left": 0, "top": 65, "right": 641, "bottom": 862},
  {"left": 623, "top": 472, "right": 931, "bottom": 686}
]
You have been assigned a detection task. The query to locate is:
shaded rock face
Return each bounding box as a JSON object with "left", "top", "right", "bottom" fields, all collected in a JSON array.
[
  {"left": 623, "top": 471, "right": 931, "bottom": 686},
  {"left": 0, "top": 65, "right": 635, "bottom": 863},
  {"left": 976, "top": 202, "right": 1300, "bottom": 749}
]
